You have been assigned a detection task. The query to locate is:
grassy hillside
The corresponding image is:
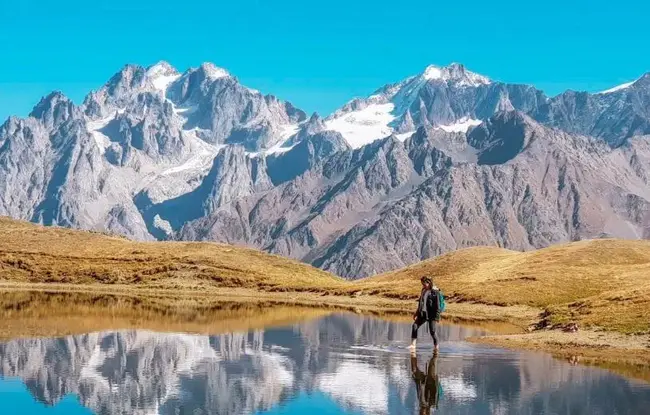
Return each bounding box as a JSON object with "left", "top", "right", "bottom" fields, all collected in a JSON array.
[
  {"left": 0, "top": 217, "right": 345, "bottom": 292},
  {"left": 1, "top": 217, "right": 650, "bottom": 334},
  {"left": 360, "top": 240, "right": 650, "bottom": 334}
]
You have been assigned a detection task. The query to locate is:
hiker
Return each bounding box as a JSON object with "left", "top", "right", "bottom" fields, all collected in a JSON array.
[
  {"left": 409, "top": 276, "right": 442, "bottom": 352},
  {"left": 410, "top": 353, "right": 441, "bottom": 414}
]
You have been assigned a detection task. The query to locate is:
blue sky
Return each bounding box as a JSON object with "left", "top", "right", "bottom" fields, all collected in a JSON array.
[{"left": 1, "top": 0, "right": 649, "bottom": 121}]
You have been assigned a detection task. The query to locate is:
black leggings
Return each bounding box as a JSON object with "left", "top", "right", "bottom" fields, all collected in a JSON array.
[{"left": 411, "top": 316, "right": 438, "bottom": 346}]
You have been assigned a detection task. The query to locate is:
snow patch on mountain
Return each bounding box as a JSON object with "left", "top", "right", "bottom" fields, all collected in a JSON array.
[
  {"left": 201, "top": 63, "right": 230, "bottom": 80},
  {"left": 151, "top": 73, "right": 181, "bottom": 92},
  {"left": 422, "top": 64, "right": 491, "bottom": 86},
  {"left": 86, "top": 109, "right": 126, "bottom": 154},
  {"left": 87, "top": 116, "right": 113, "bottom": 154},
  {"left": 153, "top": 214, "right": 174, "bottom": 236},
  {"left": 423, "top": 65, "right": 444, "bottom": 81},
  {"left": 161, "top": 130, "right": 223, "bottom": 176},
  {"left": 437, "top": 117, "right": 482, "bottom": 133},
  {"left": 395, "top": 132, "right": 414, "bottom": 141},
  {"left": 146, "top": 61, "right": 181, "bottom": 92},
  {"left": 324, "top": 103, "right": 396, "bottom": 149},
  {"left": 247, "top": 123, "right": 301, "bottom": 157},
  {"left": 599, "top": 80, "right": 636, "bottom": 94},
  {"left": 173, "top": 104, "right": 199, "bottom": 116},
  {"left": 142, "top": 131, "right": 224, "bottom": 203}
]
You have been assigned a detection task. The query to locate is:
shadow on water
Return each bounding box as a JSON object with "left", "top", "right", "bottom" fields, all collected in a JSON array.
[{"left": 0, "top": 298, "right": 649, "bottom": 414}]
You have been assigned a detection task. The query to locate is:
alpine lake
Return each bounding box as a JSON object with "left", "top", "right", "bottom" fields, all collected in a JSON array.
[{"left": 0, "top": 290, "right": 649, "bottom": 415}]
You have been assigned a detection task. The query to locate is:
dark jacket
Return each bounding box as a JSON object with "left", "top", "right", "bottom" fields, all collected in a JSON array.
[{"left": 416, "top": 288, "right": 440, "bottom": 321}]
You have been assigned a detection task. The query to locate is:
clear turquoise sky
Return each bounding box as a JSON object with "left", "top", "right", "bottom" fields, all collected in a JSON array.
[{"left": 1, "top": 0, "right": 649, "bottom": 121}]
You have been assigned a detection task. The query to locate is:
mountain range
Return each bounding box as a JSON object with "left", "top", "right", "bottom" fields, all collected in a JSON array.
[{"left": 1, "top": 61, "right": 650, "bottom": 278}]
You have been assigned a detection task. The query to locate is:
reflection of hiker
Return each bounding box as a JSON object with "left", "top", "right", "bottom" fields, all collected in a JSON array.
[
  {"left": 410, "top": 354, "right": 441, "bottom": 414},
  {"left": 409, "top": 276, "right": 444, "bottom": 352}
]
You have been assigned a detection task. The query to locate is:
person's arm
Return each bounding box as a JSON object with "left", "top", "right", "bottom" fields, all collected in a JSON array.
[{"left": 414, "top": 290, "right": 423, "bottom": 320}]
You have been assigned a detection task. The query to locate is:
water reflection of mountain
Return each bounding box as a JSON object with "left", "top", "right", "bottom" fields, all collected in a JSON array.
[{"left": 0, "top": 314, "right": 648, "bottom": 415}]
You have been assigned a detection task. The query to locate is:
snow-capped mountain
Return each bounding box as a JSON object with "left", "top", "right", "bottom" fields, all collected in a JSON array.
[
  {"left": 1, "top": 61, "right": 650, "bottom": 278},
  {"left": 0, "top": 61, "right": 318, "bottom": 240},
  {"left": 323, "top": 63, "right": 495, "bottom": 149},
  {"left": 324, "top": 63, "right": 650, "bottom": 149}
]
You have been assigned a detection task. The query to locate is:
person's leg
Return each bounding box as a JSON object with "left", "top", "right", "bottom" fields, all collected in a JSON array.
[
  {"left": 409, "top": 316, "right": 425, "bottom": 349},
  {"left": 428, "top": 320, "right": 439, "bottom": 351}
]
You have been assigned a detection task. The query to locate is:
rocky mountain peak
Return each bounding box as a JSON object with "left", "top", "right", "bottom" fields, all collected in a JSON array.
[
  {"left": 197, "top": 62, "right": 231, "bottom": 80},
  {"left": 490, "top": 109, "right": 535, "bottom": 126},
  {"left": 106, "top": 64, "right": 148, "bottom": 95},
  {"left": 468, "top": 110, "right": 540, "bottom": 165},
  {"left": 406, "top": 125, "right": 430, "bottom": 147},
  {"left": 166, "top": 62, "right": 236, "bottom": 107},
  {"left": 29, "top": 91, "right": 77, "bottom": 129},
  {"left": 146, "top": 61, "right": 178, "bottom": 77},
  {"left": 145, "top": 61, "right": 181, "bottom": 92},
  {"left": 307, "top": 112, "right": 322, "bottom": 123},
  {"left": 304, "top": 112, "right": 325, "bottom": 132},
  {"left": 421, "top": 63, "right": 491, "bottom": 86}
]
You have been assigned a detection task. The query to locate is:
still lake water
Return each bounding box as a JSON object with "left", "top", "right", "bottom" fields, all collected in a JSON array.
[{"left": 0, "top": 314, "right": 649, "bottom": 415}]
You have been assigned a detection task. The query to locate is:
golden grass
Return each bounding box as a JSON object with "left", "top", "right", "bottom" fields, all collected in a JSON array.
[
  {"left": 1, "top": 217, "right": 650, "bottom": 335},
  {"left": 361, "top": 240, "right": 650, "bottom": 334},
  {"left": 0, "top": 216, "right": 346, "bottom": 291}
]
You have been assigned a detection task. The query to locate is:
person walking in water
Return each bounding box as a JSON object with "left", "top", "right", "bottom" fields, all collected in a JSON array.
[
  {"left": 410, "top": 353, "right": 441, "bottom": 414},
  {"left": 409, "top": 276, "right": 441, "bottom": 353}
]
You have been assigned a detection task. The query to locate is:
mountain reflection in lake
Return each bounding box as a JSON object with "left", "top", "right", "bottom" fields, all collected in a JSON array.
[{"left": 0, "top": 314, "right": 649, "bottom": 415}]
